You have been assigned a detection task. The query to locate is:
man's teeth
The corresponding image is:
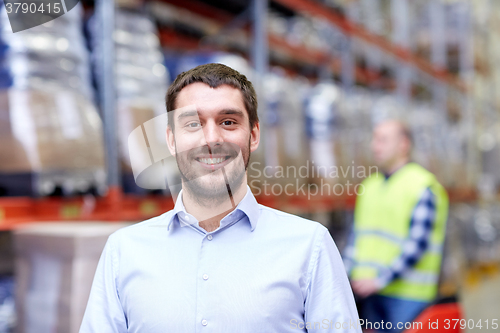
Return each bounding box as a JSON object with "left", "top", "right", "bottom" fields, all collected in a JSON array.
[{"left": 199, "top": 157, "right": 226, "bottom": 165}]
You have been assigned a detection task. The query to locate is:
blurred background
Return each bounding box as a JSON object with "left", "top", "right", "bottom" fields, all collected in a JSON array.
[{"left": 0, "top": 0, "right": 499, "bottom": 332}]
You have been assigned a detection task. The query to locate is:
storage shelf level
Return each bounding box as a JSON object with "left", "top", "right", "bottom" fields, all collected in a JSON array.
[{"left": 0, "top": 187, "right": 477, "bottom": 230}]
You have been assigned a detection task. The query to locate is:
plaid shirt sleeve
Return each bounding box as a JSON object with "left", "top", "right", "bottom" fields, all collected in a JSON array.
[
  {"left": 376, "top": 187, "right": 436, "bottom": 288},
  {"left": 342, "top": 225, "right": 356, "bottom": 274}
]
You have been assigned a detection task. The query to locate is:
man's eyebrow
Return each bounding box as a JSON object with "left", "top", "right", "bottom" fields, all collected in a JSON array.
[
  {"left": 219, "top": 109, "right": 245, "bottom": 117},
  {"left": 176, "top": 109, "right": 245, "bottom": 120},
  {"left": 176, "top": 110, "right": 198, "bottom": 120}
]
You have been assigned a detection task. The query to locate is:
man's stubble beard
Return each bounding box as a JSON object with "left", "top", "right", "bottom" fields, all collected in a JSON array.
[{"left": 175, "top": 138, "right": 251, "bottom": 207}]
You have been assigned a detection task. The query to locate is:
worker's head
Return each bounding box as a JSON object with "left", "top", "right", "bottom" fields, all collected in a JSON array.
[
  {"left": 371, "top": 120, "right": 412, "bottom": 172},
  {"left": 165, "top": 63, "right": 260, "bottom": 204}
]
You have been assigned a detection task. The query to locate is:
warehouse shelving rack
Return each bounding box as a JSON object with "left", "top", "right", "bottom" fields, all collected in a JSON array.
[
  {"left": 0, "top": 0, "right": 479, "bottom": 229},
  {"left": 157, "top": 0, "right": 375, "bottom": 83},
  {"left": 273, "top": 0, "right": 467, "bottom": 91}
]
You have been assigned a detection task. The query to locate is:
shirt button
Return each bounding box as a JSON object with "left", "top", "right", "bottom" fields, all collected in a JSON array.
[
  {"left": 185, "top": 215, "right": 190, "bottom": 221},
  {"left": 203, "top": 274, "right": 209, "bottom": 280},
  {"left": 201, "top": 319, "right": 208, "bottom": 326},
  {"left": 207, "top": 235, "right": 213, "bottom": 241}
]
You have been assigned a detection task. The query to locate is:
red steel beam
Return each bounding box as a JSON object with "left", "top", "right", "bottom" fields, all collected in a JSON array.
[{"left": 0, "top": 187, "right": 477, "bottom": 229}]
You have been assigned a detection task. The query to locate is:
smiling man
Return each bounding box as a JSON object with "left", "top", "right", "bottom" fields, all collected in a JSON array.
[{"left": 80, "top": 63, "right": 360, "bottom": 333}]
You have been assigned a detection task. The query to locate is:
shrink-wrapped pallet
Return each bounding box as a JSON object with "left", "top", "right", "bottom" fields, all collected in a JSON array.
[{"left": 0, "top": 88, "right": 106, "bottom": 195}]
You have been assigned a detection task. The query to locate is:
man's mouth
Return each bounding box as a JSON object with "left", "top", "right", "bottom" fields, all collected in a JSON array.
[
  {"left": 195, "top": 155, "right": 233, "bottom": 170},
  {"left": 196, "top": 156, "right": 230, "bottom": 165}
]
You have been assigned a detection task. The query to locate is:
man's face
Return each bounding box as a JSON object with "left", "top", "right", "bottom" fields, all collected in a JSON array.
[
  {"left": 166, "top": 82, "right": 260, "bottom": 202},
  {"left": 371, "top": 121, "right": 405, "bottom": 169}
]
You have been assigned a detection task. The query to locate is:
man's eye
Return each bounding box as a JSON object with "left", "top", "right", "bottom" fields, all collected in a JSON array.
[
  {"left": 186, "top": 122, "right": 201, "bottom": 128},
  {"left": 222, "top": 120, "right": 235, "bottom": 126}
]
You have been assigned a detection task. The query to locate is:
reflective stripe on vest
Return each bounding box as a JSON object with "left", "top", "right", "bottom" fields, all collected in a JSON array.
[
  {"left": 354, "top": 261, "right": 439, "bottom": 284},
  {"left": 356, "top": 230, "right": 443, "bottom": 254}
]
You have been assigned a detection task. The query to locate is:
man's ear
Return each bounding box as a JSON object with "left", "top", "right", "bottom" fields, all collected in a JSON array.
[
  {"left": 250, "top": 122, "right": 260, "bottom": 153},
  {"left": 166, "top": 125, "right": 176, "bottom": 156}
]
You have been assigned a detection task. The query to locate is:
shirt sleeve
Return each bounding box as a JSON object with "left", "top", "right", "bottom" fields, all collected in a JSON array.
[
  {"left": 79, "top": 234, "right": 128, "bottom": 333},
  {"left": 376, "top": 188, "right": 436, "bottom": 288},
  {"left": 304, "top": 227, "right": 362, "bottom": 333}
]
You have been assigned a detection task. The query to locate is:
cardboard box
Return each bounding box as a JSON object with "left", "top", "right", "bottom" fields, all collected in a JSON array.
[{"left": 13, "top": 222, "right": 131, "bottom": 333}]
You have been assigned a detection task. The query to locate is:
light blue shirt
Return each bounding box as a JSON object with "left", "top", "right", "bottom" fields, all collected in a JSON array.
[{"left": 80, "top": 186, "right": 361, "bottom": 332}]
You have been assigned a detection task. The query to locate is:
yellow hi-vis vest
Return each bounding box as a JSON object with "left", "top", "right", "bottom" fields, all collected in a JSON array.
[{"left": 352, "top": 162, "right": 449, "bottom": 302}]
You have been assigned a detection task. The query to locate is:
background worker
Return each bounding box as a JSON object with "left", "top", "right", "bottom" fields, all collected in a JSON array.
[{"left": 343, "top": 120, "right": 449, "bottom": 332}]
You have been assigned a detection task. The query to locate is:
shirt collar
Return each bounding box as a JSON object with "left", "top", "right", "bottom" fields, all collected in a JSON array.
[
  {"left": 383, "top": 162, "right": 410, "bottom": 180},
  {"left": 167, "top": 185, "right": 260, "bottom": 231}
]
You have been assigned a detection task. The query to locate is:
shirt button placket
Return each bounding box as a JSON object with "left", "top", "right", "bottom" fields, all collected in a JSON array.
[{"left": 197, "top": 233, "right": 213, "bottom": 331}]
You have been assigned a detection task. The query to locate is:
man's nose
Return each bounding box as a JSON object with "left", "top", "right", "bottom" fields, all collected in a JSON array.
[{"left": 202, "top": 120, "right": 224, "bottom": 145}]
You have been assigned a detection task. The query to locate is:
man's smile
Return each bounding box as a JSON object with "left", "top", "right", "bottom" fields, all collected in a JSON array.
[{"left": 194, "top": 154, "right": 233, "bottom": 170}]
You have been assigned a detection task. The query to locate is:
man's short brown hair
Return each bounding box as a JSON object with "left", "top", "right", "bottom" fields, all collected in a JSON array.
[{"left": 166, "top": 63, "right": 259, "bottom": 130}]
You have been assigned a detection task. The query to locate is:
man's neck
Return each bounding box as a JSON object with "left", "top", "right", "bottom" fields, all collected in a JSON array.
[
  {"left": 182, "top": 181, "right": 248, "bottom": 232},
  {"left": 383, "top": 158, "right": 409, "bottom": 177}
]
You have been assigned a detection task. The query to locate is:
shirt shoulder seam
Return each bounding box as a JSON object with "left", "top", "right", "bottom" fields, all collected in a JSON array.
[
  {"left": 108, "top": 233, "right": 119, "bottom": 288},
  {"left": 305, "top": 225, "right": 328, "bottom": 291}
]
